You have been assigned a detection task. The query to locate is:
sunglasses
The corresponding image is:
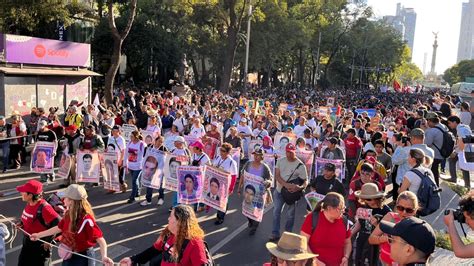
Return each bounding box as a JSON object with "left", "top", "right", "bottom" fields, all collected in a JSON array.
[{"left": 396, "top": 205, "right": 415, "bottom": 214}]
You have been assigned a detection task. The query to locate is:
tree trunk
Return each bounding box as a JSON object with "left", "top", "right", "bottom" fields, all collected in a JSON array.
[
  {"left": 297, "top": 48, "right": 305, "bottom": 86},
  {"left": 219, "top": 27, "right": 238, "bottom": 93},
  {"left": 103, "top": 0, "right": 138, "bottom": 105}
]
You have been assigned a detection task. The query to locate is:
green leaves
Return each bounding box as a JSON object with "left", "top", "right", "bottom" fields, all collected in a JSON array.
[{"left": 443, "top": 60, "right": 474, "bottom": 85}]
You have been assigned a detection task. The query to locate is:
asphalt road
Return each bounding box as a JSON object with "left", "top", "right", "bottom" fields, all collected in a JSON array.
[
  {"left": 0, "top": 170, "right": 469, "bottom": 265},
  {"left": 1, "top": 172, "right": 305, "bottom": 266}
]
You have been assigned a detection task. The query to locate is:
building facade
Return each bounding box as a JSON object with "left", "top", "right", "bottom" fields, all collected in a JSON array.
[
  {"left": 383, "top": 3, "right": 417, "bottom": 58},
  {"left": 457, "top": 0, "right": 474, "bottom": 62}
]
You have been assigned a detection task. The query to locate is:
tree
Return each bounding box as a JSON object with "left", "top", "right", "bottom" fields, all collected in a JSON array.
[
  {"left": 104, "top": 0, "right": 138, "bottom": 105},
  {"left": 443, "top": 60, "right": 474, "bottom": 85}
]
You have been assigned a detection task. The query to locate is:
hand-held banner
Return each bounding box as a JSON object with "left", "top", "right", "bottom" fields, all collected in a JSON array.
[
  {"left": 230, "top": 148, "right": 241, "bottom": 172},
  {"left": 241, "top": 171, "right": 267, "bottom": 222},
  {"left": 273, "top": 132, "right": 296, "bottom": 157},
  {"left": 57, "top": 154, "right": 71, "bottom": 178},
  {"left": 305, "top": 192, "right": 325, "bottom": 211},
  {"left": 76, "top": 150, "right": 100, "bottom": 183},
  {"left": 177, "top": 166, "right": 205, "bottom": 205},
  {"left": 314, "top": 158, "right": 345, "bottom": 182},
  {"left": 296, "top": 150, "right": 314, "bottom": 179},
  {"left": 141, "top": 148, "right": 167, "bottom": 189},
  {"left": 31, "top": 141, "right": 55, "bottom": 174},
  {"left": 163, "top": 154, "right": 189, "bottom": 191},
  {"left": 101, "top": 152, "right": 120, "bottom": 192},
  {"left": 122, "top": 124, "right": 137, "bottom": 142},
  {"left": 203, "top": 137, "right": 220, "bottom": 160},
  {"left": 201, "top": 165, "right": 231, "bottom": 212}
]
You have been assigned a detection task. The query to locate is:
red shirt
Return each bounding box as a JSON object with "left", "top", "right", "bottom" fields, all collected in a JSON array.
[
  {"left": 21, "top": 200, "right": 59, "bottom": 234},
  {"left": 153, "top": 234, "right": 207, "bottom": 266},
  {"left": 58, "top": 213, "right": 103, "bottom": 252},
  {"left": 301, "top": 212, "right": 351, "bottom": 266},
  {"left": 343, "top": 136, "right": 362, "bottom": 159}
]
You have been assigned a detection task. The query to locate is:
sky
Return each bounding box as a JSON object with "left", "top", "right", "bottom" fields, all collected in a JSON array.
[{"left": 367, "top": 0, "right": 465, "bottom": 75}]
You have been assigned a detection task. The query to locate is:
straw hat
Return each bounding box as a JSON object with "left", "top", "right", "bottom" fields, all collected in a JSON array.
[
  {"left": 354, "top": 183, "right": 385, "bottom": 199},
  {"left": 266, "top": 232, "right": 317, "bottom": 261}
]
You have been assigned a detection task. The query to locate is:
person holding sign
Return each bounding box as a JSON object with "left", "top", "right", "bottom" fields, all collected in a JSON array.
[
  {"left": 311, "top": 163, "right": 346, "bottom": 197},
  {"left": 107, "top": 125, "right": 127, "bottom": 193},
  {"left": 125, "top": 131, "right": 146, "bottom": 204},
  {"left": 36, "top": 120, "right": 57, "bottom": 182},
  {"left": 212, "top": 143, "right": 238, "bottom": 225},
  {"left": 270, "top": 143, "right": 308, "bottom": 242},
  {"left": 238, "top": 148, "right": 273, "bottom": 235},
  {"left": 352, "top": 183, "right": 391, "bottom": 266}
]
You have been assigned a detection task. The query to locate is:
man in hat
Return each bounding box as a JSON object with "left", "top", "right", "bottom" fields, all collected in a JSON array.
[
  {"left": 36, "top": 120, "right": 58, "bottom": 182},
  {"left": 237, "top": 117, "right": 253, "bottom": 158},
  {"left": 0, "top": 115, "right": 9, "bottom": 172},
  {"left": 424, "top": 111, "right": 450, "bottom": 185},
  {"left": 62, "top": 125, "right": 83, "bottom": 187},
  {"left": 311, "top": 163, "right": 345, "bottom": 196},
  {"left": 16, "top": 180, "right": 60, "bottom": 265},
  {"left": 380, "top": 217, "right": 435, "bottom": 265},
  {"left": 64, "top": 104, "right": 83, "bottom": 128},
  {"left": 173, "top": 110, "right": 188, "bottom": 134},
  {"left": 270, "top": 143, "right": 308, "bottom": 241},
  {"left": 265, "top": 232, "right": 317, "bottom": 265}
]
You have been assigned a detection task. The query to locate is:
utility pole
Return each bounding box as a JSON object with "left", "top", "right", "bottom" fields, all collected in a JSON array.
[
  {"left": 315, "top": 31, "right": 322, "bottom": 87},
  {"left": 243, "top": 1, "right": 252, "bottom": 91}
]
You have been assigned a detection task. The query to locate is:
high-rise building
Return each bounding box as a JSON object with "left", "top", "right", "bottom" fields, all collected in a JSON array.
[
  {"left": 457, "top": 0, "right": 474, "bottom": 62},
  {"left": 348, "top": 0, "right": 367, "bottom": 4},
  {"left": 383, "top": 3, "right": 417, "bottom": 58}
]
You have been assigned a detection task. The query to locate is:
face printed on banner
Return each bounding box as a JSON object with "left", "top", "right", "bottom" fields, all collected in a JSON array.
[
  {"left": 279, "top": 137, "right": 289, "bottom": 149},
  {"left": 35, "top": 150, "right": 48, "bottom": 167},
  {"left": 128, "top": 148, "right": 138, "bottom": 162},
  {"left": 208, "top": 178, "right": 220, "bottom": 200},
  {"left": 184, "top": 175, "right": 195, "bottom": 195},
  {"left": 169, "top": 159, "right": 181, "bottom": 179},
  {"left": 143, "top": 156, "right": 158, "bottom": 181},
  {"left": 244, "top": 185, "right": 256, "bottom": 205},
  {"left": 105, "top": 159, "right": 114, "bottom": 179},
  {"left": 83, "top": 154, "right": 93, "bottom": 171}
]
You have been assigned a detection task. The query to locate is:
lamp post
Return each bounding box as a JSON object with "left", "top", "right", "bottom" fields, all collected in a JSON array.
[{"left": 243, "top": 1, "right": 252, "bottom": 91}]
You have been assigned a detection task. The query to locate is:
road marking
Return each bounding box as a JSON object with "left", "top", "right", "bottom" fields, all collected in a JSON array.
[
  {"left": 50, "top": 244, "right": 131, "bottom": 265},
  {"left": 209, "top": 204, "right": 274, "bottom": 255}
]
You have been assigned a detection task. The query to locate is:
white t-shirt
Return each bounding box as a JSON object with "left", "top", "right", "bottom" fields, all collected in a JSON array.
[
  {"left": 191, "top": 153, "right": 210, "bottom": 166},
  {"left": 293, "top": 124, "right": 309, "bottom": 137},
  {"left": 404, "top": 166, "right": 432, "bottom": 193},
  {"left": 190, "top": 125, "right": 206, "bottom": 138},
  {"left": 212, "top": 155, "right": 238, "bottom": 175},
  {"left": 107, "top": 136, "right": 126, "bottom": 153},
  {"left": 173, "top": 117, "right": 188, "bottom": 133},
  {"left": 252, "top": 128, "right": 269, "bottom": 140}
]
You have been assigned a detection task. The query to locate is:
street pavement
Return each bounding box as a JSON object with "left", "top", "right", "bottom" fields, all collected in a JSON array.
[{"left": 0, "top": 170, "right": 471, "bottom": 265}]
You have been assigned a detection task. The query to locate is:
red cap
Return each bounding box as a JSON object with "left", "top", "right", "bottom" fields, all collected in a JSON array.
[
  {"left": 285, "top": 143, "right": 296, "bottom": 152},
  {"left": 190, "top": 140, "right": 205, "bottom": 150},
  {"left": 65, "top": 125, "right": 78, "bottom": 131},
  {"left": 366, "top": 156, "right": 377, "bottom": 165},
  {"left": 16, "top": 180, "right": 43, "bottom": 194}
]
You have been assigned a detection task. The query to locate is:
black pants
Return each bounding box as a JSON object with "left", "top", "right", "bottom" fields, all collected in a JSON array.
[
  {"left": 391, "top": 165, "right": 399, "bottom": 201},
  {"left": 9, "top": 144, "right": 22, "bottom": 168},
  {"left": 431, "top": 158, "right": 442, "bottom": 186},
  {"left": 18, "top": 236, "right": 50, "bottom": 266}
]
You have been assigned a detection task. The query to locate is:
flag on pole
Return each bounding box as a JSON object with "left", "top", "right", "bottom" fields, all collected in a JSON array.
[{"left": 393, "top": 80, "right": 401, "bottom": 92}]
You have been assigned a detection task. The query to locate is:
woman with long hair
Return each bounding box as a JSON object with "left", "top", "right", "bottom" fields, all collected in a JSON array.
[
  {"left": 125, "top": 130, "right": 146, "bottom": 203},
  {"left": 300, "top": 192, "right": 351, "bottom": 266},
  {"left": 369, "top": 191, "right": 419, "bottom": 266},
  {"left": 398, "top": 148, "right": 435, "bottom": 193},
  {"left": 119, "top": 205, "right": 208, "bottom": 266},
  {"left": 30, "top": 184, "right": 113, "bottom": 266}
]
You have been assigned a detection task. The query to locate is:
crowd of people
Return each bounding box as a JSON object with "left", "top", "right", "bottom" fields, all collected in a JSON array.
[{"left": 1, "top": 85, "right": 474, "bottom": 266}]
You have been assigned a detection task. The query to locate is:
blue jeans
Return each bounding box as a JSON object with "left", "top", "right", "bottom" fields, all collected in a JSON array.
[
  {"left": 272, "top": 190, "right": 297, "bottom": 237},
  {"left": 62, "top": 247, "right": 95, "bottom": 266},
  {"left": 0, "top": 142, "right": 9, "bottom": 170},
  {"left": 145, "top": 176, "right": 165, "bottom": 202},
  {"left": 129, "top": 170, "right": 141, "bottom": 201}
]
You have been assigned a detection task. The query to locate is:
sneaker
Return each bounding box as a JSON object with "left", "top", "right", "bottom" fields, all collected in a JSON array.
[
  {"left": 140, "top": 201, "right": 151, "bottom": 206},
  {"left": 214, "top": 219, "right": 224, "bottom": 225},
  {"left": 157, "top": 199, "right": 164, "bottom": 206},
  {"left": 268, "top": 235, "right": 280, "bottom": 242},
  {"left": 249, "top": 228, "right": 257, "bottom": 236},
  {"left": 48, "top": 175, "right": 55, "bottom": 182},
  {"left": 127, "top": 199, "right": 135, "bottom": 204}
]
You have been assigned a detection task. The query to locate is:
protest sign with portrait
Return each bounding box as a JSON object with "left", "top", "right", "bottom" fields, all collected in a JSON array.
[
  {"left": 249, "top": 139, "right": 263, "bottom": 157},
  {"left": 201, "top": 165, "right": 231, "bottom": 212},
  {"left": 230, "top": 147, "right": 241, "bottom": 172},
  {"left": 296, "top": 150, "right": 314, "bottom": 179},
  {"left": 31, "top": 141, "right": 55, "bottom": 173},
  {"left": 327, "top": 97, "right": 335, "bottom": 107},
  {"left": 241, "top": 171, "right": 267, "bottom": 222},
  {"left": 305, "top": 192, "right": 325, "bottom": 211},
  {"left": 203, "top": 137, "right": 220, "bottom": 160},
  {"left": 122, "top": 124, "right": 137, "bottom": 142},
  {"left": 142, "top": 130, "right": 158, "bottom": 145},
  {"left": 273, "top": 132, "right": 296, "bottom": 157},
  {"left": 183, "top": 135, "right": 200, "bottom": 147},
  {"left": 101, "top": 152, "right": 120, "bottom": 192},
  {"left": 76, "top": 150, "right": 101, "bottom": 183},
  {"left": 57, "top": 154, "right": 71, "bottom": 178},
  {"left": 163, "top": 154, "right": 189, "bottom": 191},
  {"left": 177, "top": 166, "right": 205, "bottom": 205},
  {"left": 314, "top": 158, "right": 345, "bottom": 182},
  {"left": 142, "top": 148, "right": 167, "bottom": 189}
]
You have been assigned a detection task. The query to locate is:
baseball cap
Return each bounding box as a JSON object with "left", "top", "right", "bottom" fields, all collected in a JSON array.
[
  {"left": 58, "top": 184, "right": 88, "bottom": 200},
  {"left": 65, "top": 125, "right": 78, "bottom": 132},
  {"left": 174, "top": 136, "right": 186, "bottom": 143},
  {"left": 38, "top": 120, "right": 48, "bottom": 127},
  {"left": 409, "top": 128, "right": 425, "bottom": 137},
  {"left": 112, "top": 125, "right": 121, "bottom": 131},
  {"left": 323, "top": 163, "right": 336, "bottom": 172},
  {"left": 16, "top": 180, "right": 43, "bottom": 195},
  {"left": 425, "top": 112, "right": 438, "bottom": 120},
  {"left": 285, "top": 143, "right": 296, "bottom": 152},
  {"left": 380, "top": 217, "right": 435, "bottom": 255},
  {"left": 328, "top": 137, "right": 339, "bottom": 144},
  {"left": 240, "top": 118, "right": 248, "bottom": 123},
  {"left": 252, "top": 148, "right": 264, "bottom": 155},
  {"left": 190, "top": 140, "right": 205, "bottom": 150}
]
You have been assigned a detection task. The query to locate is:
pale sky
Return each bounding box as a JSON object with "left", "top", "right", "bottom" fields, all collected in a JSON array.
[{"left": 367, "top": 0, "right": 465, "bottom": 75}]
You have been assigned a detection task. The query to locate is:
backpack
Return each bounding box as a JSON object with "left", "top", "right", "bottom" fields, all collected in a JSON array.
[
  {"left": 311, "top": 211, "right": 350, "bottom": 234},
  {"left": 411, "top": 169, "right": 441, "bottom": 216},
  {"left": 432, "top": 126, "right": 456, "bottom": 158},
  {"left": 35, "top": 195, "right": 64, "bottom": 229}
]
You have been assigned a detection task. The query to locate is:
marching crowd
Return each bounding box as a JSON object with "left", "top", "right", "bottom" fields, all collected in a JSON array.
[{"left": 1, "top": 85, "right": 474, "bottom": 266}]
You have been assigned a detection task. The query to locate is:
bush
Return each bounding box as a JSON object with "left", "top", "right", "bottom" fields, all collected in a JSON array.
[{"left": 446, "top": 182, "right": 469, "bottom": 197}]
